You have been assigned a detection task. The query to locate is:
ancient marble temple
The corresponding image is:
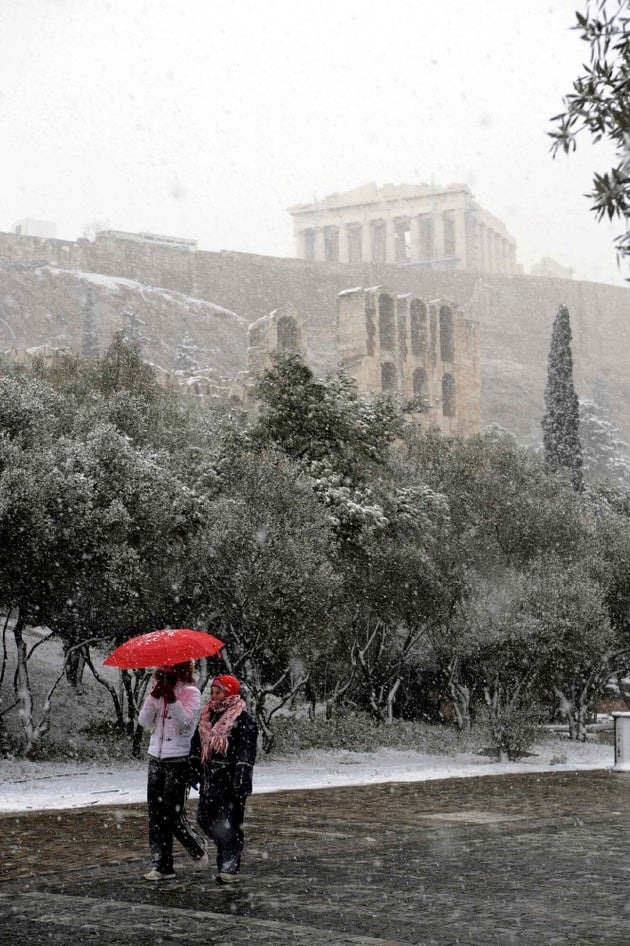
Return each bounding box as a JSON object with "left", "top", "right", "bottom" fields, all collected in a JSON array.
[{"left": 288, "top": 181, "right": 518, "bottom": 276}]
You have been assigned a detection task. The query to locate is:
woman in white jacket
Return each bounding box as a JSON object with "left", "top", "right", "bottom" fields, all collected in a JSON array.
[{"left": 138, "top": 660, "right": 207, "bottom": 880}]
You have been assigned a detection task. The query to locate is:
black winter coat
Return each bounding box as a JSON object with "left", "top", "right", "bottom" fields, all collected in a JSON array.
[{"left": 200, "top": 709, "right": 258, "bottom": 800}]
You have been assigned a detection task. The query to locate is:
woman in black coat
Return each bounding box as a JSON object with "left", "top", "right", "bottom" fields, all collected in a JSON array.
[{"left": 196, "top": 674, "right": 258, "bottom": 884}]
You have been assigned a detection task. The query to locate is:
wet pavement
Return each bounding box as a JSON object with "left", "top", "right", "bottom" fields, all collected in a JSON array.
[{"left": 1, "top": 767, "right": 630, "bottom": 945}]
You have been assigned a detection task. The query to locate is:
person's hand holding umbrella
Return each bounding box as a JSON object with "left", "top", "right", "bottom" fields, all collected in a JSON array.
[
  {"left": 161, "top": 683, "right": 177, "bottom": 703},
  {"left": 148, "top": 665, "right": 184, "bottom": 704},
  {"left": 150, "top": 679, "right": 165, "bottom": 699}
]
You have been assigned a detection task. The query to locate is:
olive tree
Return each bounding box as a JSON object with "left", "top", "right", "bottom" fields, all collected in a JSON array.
[{"left": 550, "top": 0, "right": 630, "bottom": 265}]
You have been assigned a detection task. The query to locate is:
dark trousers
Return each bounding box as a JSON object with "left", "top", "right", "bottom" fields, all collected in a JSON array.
[
  {"left": 197, "top": 793, "right": 246, "bottom": 875},
  {"left": 147, "top": 757, "right": 206, "bottom": 873}
]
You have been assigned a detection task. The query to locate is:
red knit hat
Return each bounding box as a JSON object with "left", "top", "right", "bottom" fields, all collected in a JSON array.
[{"left": 211, "top": 674, "right": 240, "bottom": 698}]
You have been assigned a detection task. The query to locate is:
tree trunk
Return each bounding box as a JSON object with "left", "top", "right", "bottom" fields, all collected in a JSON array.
[
  {"left": 447, "top": 657, "right": 471, "bottom": 733},
  {"left": 64, "top": 645, "right": 86, "bottom": 689},
  {"left": 12, "top": 615, "right": 35, "bottom": 754},
  {"left": 121, "top": 670, "right": 143, "bottom": 756},
  {"left": 387, "top": 677, "right": 402, "bottom": 723},
  {"left": 84, "top": 650, "right": 125, "bottom": 728}
]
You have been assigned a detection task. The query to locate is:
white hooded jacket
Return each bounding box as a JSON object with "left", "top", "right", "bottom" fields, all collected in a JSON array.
[{"left": 138, "top": 680, "right": 201, "bottom": 760}]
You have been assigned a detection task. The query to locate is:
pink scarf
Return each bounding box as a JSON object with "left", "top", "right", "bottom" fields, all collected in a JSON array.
[{"left": 198, "top": 694, "right": 246, "bottom": 762}]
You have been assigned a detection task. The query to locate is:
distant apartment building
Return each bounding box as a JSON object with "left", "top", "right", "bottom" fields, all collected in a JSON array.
[
  {"left": 288, "top": 181, "right": 518, "bottom": 275},
  {"left": 13, "top": 218, "right": 57, "bottom": 239}
]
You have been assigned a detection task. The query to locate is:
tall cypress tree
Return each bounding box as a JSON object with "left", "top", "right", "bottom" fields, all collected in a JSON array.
[{"left": 542, "top": 304, "right": 583, "bottom": 490}]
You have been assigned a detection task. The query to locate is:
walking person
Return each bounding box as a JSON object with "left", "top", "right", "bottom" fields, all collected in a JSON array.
[
  {"left": 138, "top": 660, "right": 208, "bottom": 880},
  {"left": 197, "top": 674, "right": 258, "bottom": 884}
]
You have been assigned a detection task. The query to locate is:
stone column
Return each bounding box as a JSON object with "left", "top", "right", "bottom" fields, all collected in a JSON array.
[
  {"left": 362, "top": 222, "right": 373, "bottom": 263},
  {"left": 314, "top": 228, "right": 325, "bottom": 262},
  {"left": 493, "top": 233, "right": 501, "bottom": 273},
  {"left": 477, "top": 221, "right": 488, "bottom": 273},
  {"left": 385, "top": 218, "right": 397, "bottom": 264},
  {"left": 410, "top": 215, "right": 422, "bottom": 262},
  {"left": 433, "top": 212, "right": 445, "bottom": 261},
  {"left": 509, "top": 243, "right": 516, "bottom": 274},
  {"left": 295, "top": 230, "right": 306, "bottom": 259},
  {"left": 454, "top": 210, "right": 467, "bottom": 269},
  {"left": 486, "top": 228, "right": 495, "bottom": 272},
  {"left": 488, "top": 232, "right": 496, "bottom": 273},
  {"left": 497, "top": 238, "right": 504, "bottom": 274},
  {"left": 338, "top": 224, "right": 349, "bottom": 263}
]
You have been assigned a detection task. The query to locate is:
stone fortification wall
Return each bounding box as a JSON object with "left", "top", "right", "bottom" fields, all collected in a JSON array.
[
  {"left": 0, "top": 252, "right": 248, "bottom": 380},
  {"left": 0, "top": 230, "right": 628, "bottom": 443}
]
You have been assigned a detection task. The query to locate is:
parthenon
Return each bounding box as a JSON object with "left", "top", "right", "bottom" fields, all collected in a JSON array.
[{"left": 288, "top": 181, "right": 518, "bottom": 275}]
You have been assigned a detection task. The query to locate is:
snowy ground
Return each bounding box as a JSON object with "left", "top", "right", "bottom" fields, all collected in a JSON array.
[{"left": 0, "top": 738, "right": 614, "bottom": 813}]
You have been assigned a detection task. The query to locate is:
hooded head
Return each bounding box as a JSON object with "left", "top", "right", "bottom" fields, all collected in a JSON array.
[{"left": 210, "top": 674, "right": 240, "bottom": 699}]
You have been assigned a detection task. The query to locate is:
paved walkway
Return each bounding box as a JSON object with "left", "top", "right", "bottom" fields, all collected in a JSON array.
[{"left": 1, "top": 768, "right": 630, "bottom": 945}]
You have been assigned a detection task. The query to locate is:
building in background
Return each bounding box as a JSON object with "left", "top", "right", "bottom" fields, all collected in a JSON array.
[
  {"left": 288, "top": 181, "right": 518, "bottom": 275},
  {"left": 530, "top": 257, "right": 573, "bottom": 280},
  {"left": 95, "top": 229, "right": 198, "bottom": 251},
  {"left": 244, "top": 288, "right": 480, "bottom": 436},
  {"left": 13, "top": 218, "right": 57, "bottom": 239}
]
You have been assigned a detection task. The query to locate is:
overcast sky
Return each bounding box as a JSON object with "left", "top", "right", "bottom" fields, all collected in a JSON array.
[{"left": 1, "top": 0, "right": 626, "bottom": 285}]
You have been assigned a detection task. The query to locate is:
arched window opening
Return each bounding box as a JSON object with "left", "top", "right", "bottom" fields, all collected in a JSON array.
[
  {"left": 439, "top": 305, "right": 454, "bottom": 362},
  {"left": 442, "top": 373, "right": 455, "bottom": 417},
  {"left": 379, "top": 293, "right": 395, "bottom": 351},
  {"left": 410, "top": 299, "right": 427, "bottom": 357},
  {"left": 397, "top": 298, "right": 408, "bottom": 359},
  {"left": 413, "top": 367, "right": 427, "bottom": 397},
  {"left": 429, "top": 310, "right": 438, "bottom": 365},
  {"left": 365, "top": 294, "right": 376, "bottom": 356},
  {"left": 381, "top": 361, "right": 396, "bottom": 393}
]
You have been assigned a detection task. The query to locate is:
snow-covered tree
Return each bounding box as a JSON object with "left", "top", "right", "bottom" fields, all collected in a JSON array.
[
  {"left": 121, "top": 306, "right": 141, "bottom": 348},
  {"left": 580, "top": 396, "right": 630, "bottom": 484},
  {"left": 542, "top": 305, "right": 583, "bottom": 490},
  {"left": 253, "top": 352, "right": 413, "bottom": 480},
  {"left": 527, "top": 559, "right": 614, "bottom": 741},
  {"left": 0, "top": 376, "right": 100, "bottom": 752},
  {"left": 549, "top": 0, "right": 630, "bottom": 267},
  {"left": 186, "top": 451, "right": 339, "bottom": 751},
  {"left": 174, "top": 333, "right": 200, "bottom": 372}
]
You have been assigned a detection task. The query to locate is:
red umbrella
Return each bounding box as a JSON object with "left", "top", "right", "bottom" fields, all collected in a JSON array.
[{"left": 103, "top": 628, "right": 224, "bottom": 669}]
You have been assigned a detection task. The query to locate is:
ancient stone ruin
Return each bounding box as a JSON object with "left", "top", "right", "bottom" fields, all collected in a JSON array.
[
  {"left": 336, "top": 286, "right": 480, "bottom": 436},
  {"left": 288, "top": 181, "right": 518, "bottom": 275}
]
